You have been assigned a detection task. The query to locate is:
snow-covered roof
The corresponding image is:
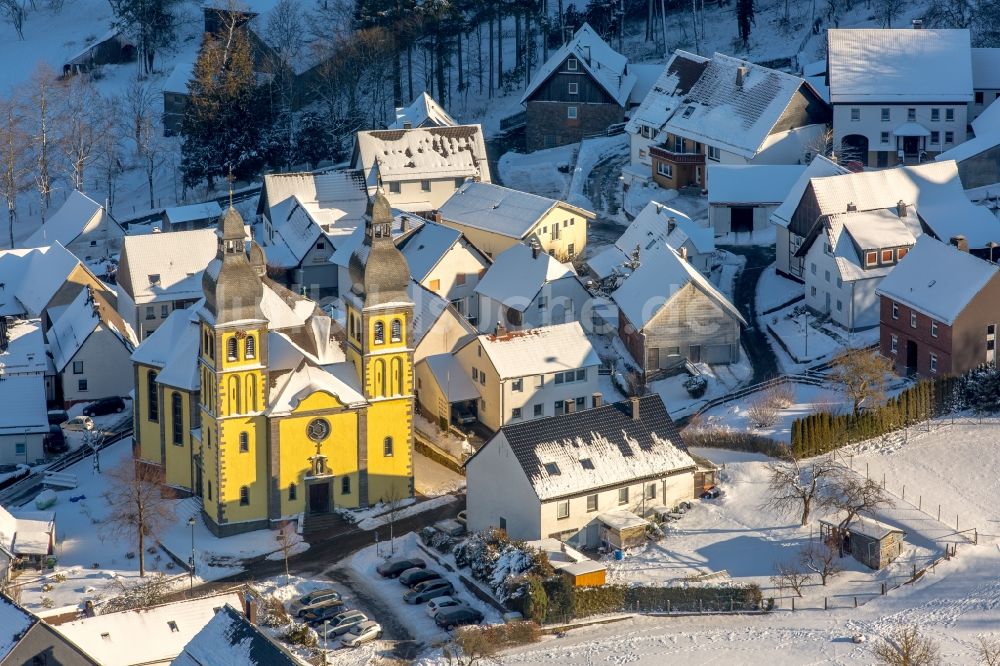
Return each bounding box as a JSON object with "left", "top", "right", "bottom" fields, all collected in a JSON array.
[
  {"left": 472, "top": 321, "right": 599, "bottom": 380},
  {"left": 48, "top": 287, "right": 136, "bottom": 373},
  {"left": 708, "top": 164, "right": 806, "bottom": 205},
  {"left": 597, "top": 509, "right": 648, "bottom": 531},
  {"left": 172, "top": 604, "right": 306, "bottom": 666},
  {"left": 0, "top": 318, "right": 47, "bottom": 376},
  {"left": 0, "top": 508, "right": 53, "bottom": 555},
  {"left": 118, "top": 229, "right": 218, "bottom": 302},
  {"left": 354, "top": 125, "right": 491, "bottom": 187},
  {"left": 612, "top": 245, "right": 746, "bottom": 330},
  {"left": 422, "top": 353, "right": 480, "bottom": 402},
  {"left": 0, "top": 243, "right": 89, "bottom": 317},
  {"left": 56, "top": 592, "right": 243, "bottom": 666},
  {"left": 806, "top": 160, "right": 1000, "bottom": 248},
  {"left": 629, "top": 63, "right": 666, "bottom": 106},
  {"left": 0, "top": 595, "right": 35, "bottom": 662},
  {"left": 396, "top": 221, "right": 463, "bottom": 282},
  {"left": 972, "top": 48, "right": 1000, "bottom": 91},
  {"left": 876, "top": 235, "right": 1000, "bottom": 324},
  {"left": 24, "top": 191, "right": 120, "bottom": 249},
  {"left": 390, "top": 91, "right": 457, "bottom": 129},
  {"left": 163, "top": 202, "right": 223, "bottom": 225},
  {"left": 266, "top": 197, "right": 323, "bottom": 268},
  {"left": 770, "top": 156, "right": 850, "bottom": 229},
  {"left": 439, "top": 181, "right": 592, "bottom": 240},
  {"left": 328, "top": 211, "right": 426, "bottom": 269},
  {"left": 938, "top": 99, "right": 1000, "bottom": 166},
  {"left": 268, "top": 359, "right": 364, "bottom": 415},
  {"left": 802, "top": 59, "right": 830, "bottom": 103},
  {"left": 972, "top": 95, "right": 1000, "bottom": 138},
  {"left": 820, "top": 512, "right": 904, "bottom": 539},
  {"left": 478, "top": 394, "right": 695, "bottom": 502},
  {"left": 521, "top": 23, "right": 636, "bottom": 107},
  {"left": 163, "top": 61, "right": 194, "bottom": 94},
  {"left": 625, "top": 51, "right": 709, "bottom": 135},
  {"left": 0, "top": 375, "right": 49, "bottom": 435},
  {"left": 409, "top": 278, "right": 474, "bottom": 350},
  {"left": 474, "top": 242, "right": 577, "bottom": 309},
  {"left": 260, "top": 171, "right": 369, "bottom": 250},
  {"left": 131, "top": 304, "right": 199, "bottom": 370},
  {"left": 662, "top": 53, "right": 813, "bottom": 159},
  {"left": 809, "top": 209, "right": 919, "bottom": 282},
  {"left": 827, "top": 29, "right": 973, "bottom": 103}
]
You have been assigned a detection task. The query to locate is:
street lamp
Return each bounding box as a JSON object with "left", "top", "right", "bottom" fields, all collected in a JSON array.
[{"left": 187, "top": 516, "right": 196, "bottom": 590}]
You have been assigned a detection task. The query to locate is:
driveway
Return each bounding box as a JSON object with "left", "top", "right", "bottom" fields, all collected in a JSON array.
[{"left": 720, "top": 245, "right": 780, "bottom": 384}]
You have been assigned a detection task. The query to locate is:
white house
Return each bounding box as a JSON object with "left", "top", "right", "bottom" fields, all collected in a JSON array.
[
  {"left": 474, "top": 241, "right": 590, "bottom": 334},
  {"left": 352, "top": 125, "right": 491, "bottom": 213},
  {"left": 436, "top": 181, "right": 594, "bottom": 261},
  {"left": 450, "top": 321, "right": 600, "bottom": 432},
  {"left": 828, "top": 27, "right": 973, "bottom": 167},
  {"left": 707, "top": 164, "right": 806, "bottom": 235},
  {"left": 587, "top": 201, "right": 714, "bottom": 279},
  {"left": 23, "top": 191, "right": 124, "bottom": 267},
  {"left": 625, "top": 50, "right": 829, "bottom": 191},
  {"left": 396, "top": 220, "right": 491, "bottom": 325},
  {"left": 465, "top": 394, "right": 696, "bottom": 548},
  {"left": 972, "top": 48, "right": 1000, "bottom": 120},
  {"left": 797, "top": 207, "right": 919, "bottom": 330},
  {"left": 0, "top": 319, "right": 49, "bottom": 465},
  {"left": 389, "top": 91, "right": 457, "bottom": 129},
  {"left": 47, "top": 286, "right": 137, "bottom": 406}
]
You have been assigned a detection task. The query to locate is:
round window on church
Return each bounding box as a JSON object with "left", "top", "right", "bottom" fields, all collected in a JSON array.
[{"left": 306, "top": 418, "right": 330, "bottom": 443}]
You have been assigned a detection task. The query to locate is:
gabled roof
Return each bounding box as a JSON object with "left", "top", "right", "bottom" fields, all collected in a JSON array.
[
  {"left": 827, "top": 29, "right": 973, "bottom": 103},
  {"left": 474, "top": 242, "right": 576, "bottom": 310},
  {"left": 172, "top": 604, "right": 306, "bottom": 666},
  {"left": 0, "top": 594, "right": 37, "bottom": 662},
  {"left": 972, "top": 48, "right": 1000, "bottom": 91},
  {"left": 55, "top": 592, "right": 243, "bottom": 666},
  {"left": 118, "top": 229, "right": 218, "bottom": 303},
  {"left": 801, "top": 209, "right": 919, "bottom": 282},
  {"left": 820, "top": 512, "right": 904, "bottom": 539},
  {"left": 770, "top": 155, "right": 849, "bottom": 229},
  {"left": 439, "top": 181, "right": 593, "bottom": 240},
  {"left": 876, "top": 236, "right": 1000, "bottom": 324},
  {"left": 329, "top": 211, "right": 427, "bottom": 269},
  {"left": 48, "top": 287, "right": 135, "bottom": 372},
  {"left": 521, "top": 23, "right": 636, "bottom": 107},
  {"left": 469, "top": 321, "right": 599, "bottom": 380},
  {"left": 267, "top": 358, "right": 364, "bottom": 416},
  {"left": 163, "top": 202, "right": 223, "bottom": 225},
  {"left": 625, "top": 50, "right": 709, "bottom": 134},
  {"left": 267, "top": 197, "right": 323, "bottom": 268},
  {"left": 0, "top": 375, "right": 48, "bottom": 435},
  {"left": 707, "top": 164, "right": 806, "bottom": 205},
  {"left": 0, "top": 243, "right": 90, "bottom": 317},
  {"left": 938, "top": 98, "right": 1000, "bottom": 167},
  {"left": 397, "top": 221, "right": 467, "bottom": 282},
  {"left": 258, "top": 170, "right": 369, "bottom": 235},
  {"left": 422, "top": 353, "right": 480, "bottom": 402},
  {"left": 474, "top": 394, "right": 695, "bottom": 502},
  {"left": 163, "top": 61, "right": 194, "bottom": 94},
  {"left": 409, "top": 280, "right": 475, "bottom": 348},
  {"left": 24, "top": 191, "right": 122, "bottom": 249},
  {"left": 354, "top": 125, "right": 491, "bottom": 187},
  {"left": 131, "top": 304, "right": 199, "bottom": 371},
  {"left": 389, "top": 91, "right": 457, "bottom": 129},
  {"left": 0, "top": 318, "right": 47, "bottom": 375},
  {"left": 612, "top": 244, "right": 747, "bottom": 330}
]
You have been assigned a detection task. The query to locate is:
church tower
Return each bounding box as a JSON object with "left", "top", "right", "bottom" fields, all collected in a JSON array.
[
  {"left": 198, "top": 207, "right": 270, "bottom": 535},
  {"left": 344, "top": 191, "right": 415, "bottom": 505}
]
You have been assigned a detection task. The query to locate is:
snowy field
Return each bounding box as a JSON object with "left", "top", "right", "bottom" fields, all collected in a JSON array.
[{"left": 497, "top": 144, "right": 576, "bottom": 200}]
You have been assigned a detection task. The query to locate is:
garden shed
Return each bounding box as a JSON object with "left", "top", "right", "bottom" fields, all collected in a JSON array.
[
  {"left": 527, "top": 538, "right": 607, "bottom": 587},
  {"left": 819, "top": 513, "right": 905, "bottom": 570},
  {"left": 597, "top": 510, "right": 648, "bottom": 550}
]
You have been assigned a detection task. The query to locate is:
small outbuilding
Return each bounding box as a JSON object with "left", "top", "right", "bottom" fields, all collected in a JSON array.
[
  {"left": 819, "top": 513, "right": 905, "bottom": 570},
  {"left": 597, "top": 510, "right": 648, "bottom": 549},
  {"left": 527, "top": 538, "right": 607, "bottom": 587},
  {"left": 708, "top": 164, "right": 806, "bottom": 235},
  {"left": 161, "top": 202, "right": 224, "bottom": 232}
]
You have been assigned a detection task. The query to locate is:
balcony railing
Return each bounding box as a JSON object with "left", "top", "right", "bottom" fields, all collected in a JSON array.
[{"left": 650, "top": 145, "right": 705, "bottom": 165}]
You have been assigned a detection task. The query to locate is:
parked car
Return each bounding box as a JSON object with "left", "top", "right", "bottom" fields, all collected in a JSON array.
[
  {"left": 426, "top": 596, "right": 468, "bottom": 618},
  {"left": 452, "top": 404, "right": 477, "bottom": 425},
  {"left": 318, "top": 610, "right": 367, "bottom": 639},
  {"left": 399, "top": 567, "right": 442, "bottom": 588},
  {"left": 434, "top": 519, "right": 465, "bottom": 537},
  {"left": 82, "top": 396, "right": 127, "bottom": 417},
  {"left": 403, "top": 579, "right": 455, "bottom": 605},
  {"left": 340, "top": 621, "right": 383, "bottom": 647},
  {"left": 376, "top": 557, "right": 426, "bottom": 578},
  {"left": 61, "top": 416, "right": 94, "bottom": 432},
  {"left": 289, "top": 589, "right": 342, "bottom": 617},
  {"left": 47, "top": 410, "right": 69, "bottom": 426},
  {"left": 44, "top": 426, "right": 68, "bottom": 454},
  {"left": 435, "top": 606, "right": 484, "bottom": 630},
  {"left": 700, "top": 486, "right": 724, "bottom": 500},
  {"left": 302, "top": 602, "right": 346, "bottom": 626}
]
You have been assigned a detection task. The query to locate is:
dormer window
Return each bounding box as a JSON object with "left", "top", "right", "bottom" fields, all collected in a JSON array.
[
  {"left": 865, "top": 251, "right": 877, "bottom": 267},
  {"left": 896, "top": 247, "right": 908, "bottom": 260},
  {"left": 148, "top": 274, "right": 160, "bottom": 285},
  {"left": 881, "top": 249, "right": 894, "bottom": 263},
  {"left": 682, "top": 105, "right": 695, "bottom": 118}
]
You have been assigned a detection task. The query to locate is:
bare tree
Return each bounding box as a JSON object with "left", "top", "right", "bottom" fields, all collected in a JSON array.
[
  {"left": 101, "top": 461, "right": 175, "bottom": 577},
  {"left": 978, "top": 637, "right": 1000, "bottom": 666},
  {"left": 102, "top": 572, "right": 172, "bottom": 613},
  {"left": 827, "top": 473, "right": 894, "bottom": 554},
  {"left": 872, "top": 626, "right": 941, "bottom": 666},
  {"left": 770, "top": 562, "right": 809, "bottom": 597},
  {"left": 874, "top": 0, "right": 905, "bottom": 26},
  {"left": 27, "top": 64, "right": 57, "bottom": 222},
  {"left": 830, "top": 349, "right": 893, "bottom": 415},
  {"left": 384, "top": 486, "right": 406, "bottom": 557},
  {"left": 800, "top": 541, "right": 842, "bottom": 585},
  {"left": 54, "top": 76, "right": 105, "bottom": 192},
  {"left": 441, "top": 628, "right": 503, "bottom": 666},
  {"left": 274, "top": 520, "right": 303, "bottom": 582},
  {"left": 746, "top": 395, "right": 780, "bottom": 428},
  {"left": 1, "top": 0, "right": 26, "bottom": 40},
  {"left": 124, "top": 79, "right": 163, "bottom": 209},
  {"left": 0, "top": 97, "right": 31, "bottom": 249},
  {"left": 764, "top": 456, "right": 839, "bottom": 526},
  {"left": 95, "top": 97, "right": 125, "bottom": 212}
]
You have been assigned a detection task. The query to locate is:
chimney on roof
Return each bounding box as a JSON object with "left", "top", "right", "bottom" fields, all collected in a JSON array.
[
  {"left": 432, "top": 210, "right": 443, "bottom": 223},
  {"left": 592, "top": 392, "right": 603, "bottom": 408},
  {"left": 403, "top": 120, "right": 412, "bottom": 130},
  {"left": 530, "top": 237, "right": 542, "bottom": 259},
  {"left": 583, "top": 45, "right": 591, "bottom": 64},
  {"left": 401, "top": 215, "right": 410, "bottom": 232},
  {"left": 565, "top": 399, "right": 576, "bottom": 414},
  {"left": 495, "top": 321, "right": 506, "bottom": 337},
  {"left": 736, "top": 66, "right": 748, "bottom": 88},
  {"left": 0, "top": 317, "right": 8, "bottom": 353},
  {"left": 847, "top": 202, "right": 858, "bottom": 212},
  {"left": 629, "top": 395, "right": 641, "bottom": 421},
  {"left": 912, "top": 18, "right": 923, "bottom": 29},
  {"left": 679, "top": 246, "right": 689, "bottom": 261},
  {"left": 950, "top": 234, "right": 969, "bottom": 253},
  {"left": 667, "top": 217, "right": 676, "bottom": 234},
  {"left": 242, "top": 592, "right": 258, "bottom": 625},
  {"left": 896, "top": 200, "right": 907, "bottom": 217}
]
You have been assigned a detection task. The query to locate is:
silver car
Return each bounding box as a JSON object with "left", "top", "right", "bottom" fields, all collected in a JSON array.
[
  {"left": 425, "top": 595, "right": 467, "bottom": 618},
  {"left": 319, "top": 610, "right": 368, "bottom": 639},
  {"left": 288, "top": 588, "right": 342, "bottom": 617}
]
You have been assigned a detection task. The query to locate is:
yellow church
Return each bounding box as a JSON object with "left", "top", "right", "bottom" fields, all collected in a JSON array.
[{"left": 131, "top": 194, "right": 415, "bottom": 536}]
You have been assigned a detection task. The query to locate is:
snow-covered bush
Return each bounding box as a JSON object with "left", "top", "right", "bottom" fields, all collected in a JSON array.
[
  {"left": 453, "top": 529, "right": 552, "bottom": 602},
  {"left": 418, "top": 526, "right": 455, "bottom": 553},
  {"left": 684, "top": 375, "right": 708, "bottom": 398},
  {"left": 281, "top": 622, "right": 317, "bottom": 647},
  {"left": 257, "top": 595, "right": 290, "bottom": 627}
]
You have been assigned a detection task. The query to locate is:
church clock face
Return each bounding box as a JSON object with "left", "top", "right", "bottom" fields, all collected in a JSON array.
[{"left": 306, "top": 418, "right": 330, "bottom": 443}]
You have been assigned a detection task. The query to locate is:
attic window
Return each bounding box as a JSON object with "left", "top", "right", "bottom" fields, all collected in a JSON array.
[
  {"left": 148, "top": 274, "right": 161, "bottom": 285},
  {"left": 543, "top": 462, "right": 561, "bottom": 476},
  {"left": 580, "top": 458, "right": 595, "bottom": 470},
  {"left": 682, "top": 105, "right": 695, "bottom": 118},
  {"left": 567, "top": 57, "right": 578, "bottom": 71},
  {"left": 100, "top": 633, "right": 111, "bottom": 640},
  {"left": 168, "top": 621, "right": 179, "bottom": 633}
]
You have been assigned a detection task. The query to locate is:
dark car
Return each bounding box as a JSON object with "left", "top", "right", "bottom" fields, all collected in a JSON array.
[
  {"left": 83, "top": 396, "right": 127, "bottom": 417},
  {"left": 700, "top": 486, "right": 724, "bottom": 499},
  {"left": 302, "top": 601, "right": 345, "bottom": 626},
  {"left": 376, "top": 557, "right": 426, "bottom": 578},
  {"left": 44, "top": 426, "right": 68, "bottom": 454},
  {"left": 403, "top": 579, "right": 455, "bottom": 605},
  {"left": 434, "top": 606, "right": 484, "bottom": 630},
  {"left": 399, "top": 567, "right": 442, "bottom": 588},
  {"left": 47, "top": 410, "right": 69, "bottom": 426}
]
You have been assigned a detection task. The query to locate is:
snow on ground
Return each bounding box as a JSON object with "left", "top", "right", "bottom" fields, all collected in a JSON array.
[
  {"left": 764, "top": 301, "right": 881, "bottom": 370},
  {"left": 413, "top": 454, "right": 466, "bottom": 498},
  {"left": 708, "top": 250, "right": 745, "bottom": 301},
  {"left": 695, "top": 382, "right": 848, "bottom": 442},
  {"left": 497, "top": 144, "right": 575, "bottom": 199},
  {"left": 356, "top": 496, "right": 457, "bottom": 531},
  {"left": 716, "top": 225, "right": 777, "bottom": 246},
  {"left": 567, "top": 134, "right": 629, "bottom": 210},
  {"left": 414, "top": 413, "right": 474, "bottom": 462},
  {"left": 652, "top": 349, "right": 754, "bottom": 419},
  {"left": 756, "top": 262, "right": 804, "bottom": 315}
]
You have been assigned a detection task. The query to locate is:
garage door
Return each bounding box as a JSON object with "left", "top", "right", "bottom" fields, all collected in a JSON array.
[
  {"left": 731, "top": 207, "right": 753, "bottom": 234},
  {"left": 703, "top": 344, "right": 735, "bottom": 364}
]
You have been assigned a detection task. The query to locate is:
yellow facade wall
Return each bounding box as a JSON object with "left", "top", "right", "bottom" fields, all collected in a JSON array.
[
  {"left": 216, "top": 414, "right": 267, "bottom": 524},
  {"left": 365, "top": 397, "right": 413, "bottom": 504},
  {"left": 134, "top": 364, "right": 162, "bottom": 464},
  {"left": 162, "top": 387, "right": 195, "bottom": 491}
]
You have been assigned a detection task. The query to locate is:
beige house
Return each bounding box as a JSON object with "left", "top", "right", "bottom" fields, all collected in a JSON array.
[
  {"left": 24, "top": 191, "right": 124, "bottom": 266},
  {"left": 466, "top": 394, "right": 697, "bottom": 547},
  {"left": 437, "top": 182, "right": 594, "bottom": 261},
  {"left": 449, "top": 321, "right": 600, "bottom": 432}
]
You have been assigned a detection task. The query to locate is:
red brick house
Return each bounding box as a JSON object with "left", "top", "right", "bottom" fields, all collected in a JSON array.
[{"left": 876, "top": 235, "right": 1000, "bottom": 377}]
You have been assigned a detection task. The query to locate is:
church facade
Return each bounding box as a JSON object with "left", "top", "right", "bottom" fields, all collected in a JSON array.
[{"left": 131, "top": 196, "right": 415, "bottom": 536}]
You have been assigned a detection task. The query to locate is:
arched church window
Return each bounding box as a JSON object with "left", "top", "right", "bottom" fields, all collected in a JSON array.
[
  {"left": 374, "top": 321, "right": 385, "bottom": 345},
  {"left": 245, "top": 335, "right": 256, "bottom": 359},
  {"left": 226, "top": 337, "right": 238, "bottom": 361},
  {"left": 391, "top": 319, "right": 402, "bottom": 343}
]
